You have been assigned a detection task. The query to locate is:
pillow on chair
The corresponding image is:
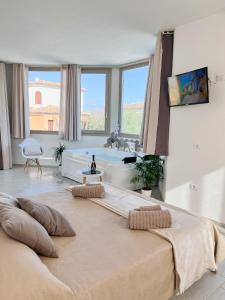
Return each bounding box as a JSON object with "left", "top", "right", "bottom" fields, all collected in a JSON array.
[{"left": 24, "top": 145, "right": 42, "bottom": 156}]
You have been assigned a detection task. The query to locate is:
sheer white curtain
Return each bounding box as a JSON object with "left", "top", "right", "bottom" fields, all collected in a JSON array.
[
  {"left": 11, "top": 64, "right": 30, "bottom": 138},
  {"left": 59, "top": 64, "right": 81, "bottom": 141},
  {"left": 0, "top": 63, "right": 12, "bottom": 169},
  {"left": 140, "top": 56, "right": 154, "bottom": 146}
]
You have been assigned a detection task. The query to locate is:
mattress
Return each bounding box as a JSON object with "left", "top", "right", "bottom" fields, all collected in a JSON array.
[{"left": 36, "top": 191, "right": 175, "bottom": 300}]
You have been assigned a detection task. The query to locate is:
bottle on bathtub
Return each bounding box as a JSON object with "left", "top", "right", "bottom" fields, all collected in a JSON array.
[{"left": 90, "top": 155, "right": 97, "bottom": 174}]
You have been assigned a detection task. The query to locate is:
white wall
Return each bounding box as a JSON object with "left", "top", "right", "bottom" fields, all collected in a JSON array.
[
  {"left": 13, "top": 134, "right": 107, "bottom": 166},
  {"left": 12, "top": 68, "right": 120, "bottom": 166},
  {"left": 165, "top": 11, "right": 225, "bottom": 223}
]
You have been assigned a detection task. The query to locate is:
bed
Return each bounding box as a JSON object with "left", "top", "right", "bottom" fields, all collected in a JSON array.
[{"left": 0, "top": 185, "right": 225, "bottom": 300}]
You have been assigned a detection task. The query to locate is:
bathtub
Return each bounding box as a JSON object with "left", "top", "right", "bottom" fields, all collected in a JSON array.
[{"left": 61, "top": 148, "right": 139, "bottom": 190}]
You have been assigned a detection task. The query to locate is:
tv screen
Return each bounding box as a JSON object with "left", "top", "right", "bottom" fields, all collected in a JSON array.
[{"left": 168, "top": 67, "right": 209, "bottom": 107}]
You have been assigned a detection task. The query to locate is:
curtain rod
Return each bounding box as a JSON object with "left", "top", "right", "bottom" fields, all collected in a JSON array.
[
  {"left": 27, "top": 58, "right": 150, "bottom": 69},
  {"left": 162, "top": 31, "right": 174, "bottom": 35},
  {"left": 119, "top": 58, "right": 149, "bottom": 68},
  {"left": 26, "top": 64, "right": 61, "bottom": 68}
]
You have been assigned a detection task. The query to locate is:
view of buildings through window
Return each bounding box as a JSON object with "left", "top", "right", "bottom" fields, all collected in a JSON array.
[
  {"left": 28, "top": 69, "right": 104, "bottom": 133},
  {"left": 28, "top": 65, "right": 148, "bottom": 135},
  {"left": 28, "top": 70, "right": 61, "bottom": 132},
  {"left": 120, "top": 64, "right": 149, "bottom": 135}
]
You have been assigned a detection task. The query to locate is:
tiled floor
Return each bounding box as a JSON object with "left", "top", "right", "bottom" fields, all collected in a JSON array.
[
  {"left": 1, "top": 165, "right": 225, "bottom": 300},
  {"left": 171, "top": 267, "right": 225, "bottom": 300},
  {"left": 0, "top": 165, "right": 74, "bottom": 198}
]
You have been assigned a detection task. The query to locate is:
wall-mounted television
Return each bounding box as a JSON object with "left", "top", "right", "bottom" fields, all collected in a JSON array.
[{"left": 168, "top": 67, "right": 209, "bottom": 107}]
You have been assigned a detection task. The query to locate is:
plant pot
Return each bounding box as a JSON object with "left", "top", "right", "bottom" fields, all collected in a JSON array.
[{"left": 141, "top": 189, "right": 152, "bottom": 198}]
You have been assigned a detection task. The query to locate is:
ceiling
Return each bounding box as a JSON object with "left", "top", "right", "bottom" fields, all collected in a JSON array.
[{"left": 0, "top": 0, "right": 224, "bottom": 65}]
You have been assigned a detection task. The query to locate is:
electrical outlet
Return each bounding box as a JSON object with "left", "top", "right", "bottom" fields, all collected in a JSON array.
[
  {"left": 189, "top": 184, "right": 198, "bottom": 191},
  {"left": 193, "top": 144, "right": 200, "bottom": 150},
  {"left": 215, "top": 75, "right": 224, "bottom": 82}
]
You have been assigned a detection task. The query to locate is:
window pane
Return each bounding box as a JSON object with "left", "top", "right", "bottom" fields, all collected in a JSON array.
[
  {"left": 121, "top": 65, "right": 149, "bottom": 135},
  {"left": 81, "top": 73, "right": 106, "bottom": 131},
  {"left": 28, "top": 70, "right": 61, "bottom": 132}
]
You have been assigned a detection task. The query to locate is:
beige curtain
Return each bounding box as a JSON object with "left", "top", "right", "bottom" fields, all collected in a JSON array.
[
  {"left": 11, "top": 64, "right": 30, "bottom": 138},
  {"left": 142, "top": 32, "right": 173, "bottom": 155},
  {"left": 59, "top": 64, "right": 81, "bottom": 141},
  {"left": 0, "top": 63, "right": 12, "bottom": 169},
  {"left": 142, "top": 33, "right": 162, "bottom": 153}
]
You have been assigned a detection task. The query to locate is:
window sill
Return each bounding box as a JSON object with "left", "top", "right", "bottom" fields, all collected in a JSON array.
[
  {"left": 119, "top": 133, "right": 140, "bottom": 139},
  {"left": 82, "top": 130, "right": 109, "bottom": 136},
  {"left": 30, "top": 130, "right": 58, "bottom": 135},
  {"left": 30, "top": 130, "right": 110, "bottom": 137}
]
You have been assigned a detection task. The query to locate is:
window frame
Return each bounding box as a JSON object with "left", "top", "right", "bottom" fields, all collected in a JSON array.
[
  {"left": 118, "top": 61, "right": 149, "bottom": 138},
  {"left": 81, "top": 67, "right": 111, "bottom": 136},
  {"left": 28, "top": 66, "right": 61, "bottom": 135}
]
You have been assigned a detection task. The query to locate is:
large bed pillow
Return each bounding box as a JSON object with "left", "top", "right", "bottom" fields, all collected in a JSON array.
[
  {"left": 0, "top": 228, "right": 74, "bottom": 300},
  {"left": 18, "top": 198, "right": 76, "bottom": 237},
  {"left": 0, "top": 205, "right": 58, "bottom": 258}
]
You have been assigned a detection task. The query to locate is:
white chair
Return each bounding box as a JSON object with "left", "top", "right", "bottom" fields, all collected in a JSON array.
[{"left": 19, "top": 138, "right": 45, "bottom": 173}]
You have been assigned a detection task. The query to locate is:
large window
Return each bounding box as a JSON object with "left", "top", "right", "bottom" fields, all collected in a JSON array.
[
  {"left": 81, "top": 68, "right": 110, "bottom": 134},
  {"left": 28, "top": 68, "right": 61, "bottom": 133},
  {"left": 119, "top": 63, "right": 149, "bottom": 136}
]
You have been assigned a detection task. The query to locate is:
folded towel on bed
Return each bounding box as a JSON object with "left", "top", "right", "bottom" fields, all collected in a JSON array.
[
  {"left": 72, "top": 184, "right": 105, "bottom": 198},
  {"left": 134, "top": 205, "right": 161, "bottom": 211},
  {"left": 128, "top": 209, "right": 171, "bottom": 230}
]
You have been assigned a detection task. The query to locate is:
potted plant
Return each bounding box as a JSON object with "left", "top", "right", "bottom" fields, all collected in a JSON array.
[
  {"left": 54, "top": 143, "right": 66, "bottom": 168},
  {"left": 131, "top": 155, "right": 164, "bottom": 197}
]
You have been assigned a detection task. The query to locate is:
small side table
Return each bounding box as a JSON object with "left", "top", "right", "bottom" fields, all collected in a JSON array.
[{"left": 77, "top": 169, "right": 104, "bottom": 185}]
